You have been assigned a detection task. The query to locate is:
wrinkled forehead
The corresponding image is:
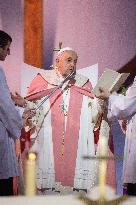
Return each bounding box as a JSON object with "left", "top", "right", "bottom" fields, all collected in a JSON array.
[{"left": 57, "top": 50, "right": 78, "bottom": 60}]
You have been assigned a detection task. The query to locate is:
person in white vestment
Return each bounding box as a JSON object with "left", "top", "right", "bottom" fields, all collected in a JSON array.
[
  {"left": 14, "top": 47, "right": 106, "bottom": 195},
  {"left": 96, "top": 79, "right": 136, "bottom": 196}
]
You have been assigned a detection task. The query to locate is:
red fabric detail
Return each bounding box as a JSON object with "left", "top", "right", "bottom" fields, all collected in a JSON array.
[
  {"left": 72, "top": 85, "right": 94, "bottom": 98},
  {"left": 71, "top": 80, "right": 94, "bottom": 98},
  {"left": 108, "top": 134, "right": 114, "bottom": 154},
  {"left": 94, "top": 129, "right": 99, "bottom": 144},
  {"left": 50, "top": 89, "right": 65, "bottom": 183},
  {"left": 106, "top": 149, "right": 116, "bottom": 189},
  {"left": 50, "top": 87, "right": 83, "bottom": 186},
  {"left": 26, "top": 87, "right": 56, "bottom": 101},
  {"left": 20, "top": 129, "right": 30, "bottom": 153},
  {"left": 62, "top": 88, "right": 83, "bottom": 186},
  {"left": 26, "top": 74, "right": 48, "bottom": 100},
  {"left": 82, "top": 80, "right": 93, "bottom": 90}
]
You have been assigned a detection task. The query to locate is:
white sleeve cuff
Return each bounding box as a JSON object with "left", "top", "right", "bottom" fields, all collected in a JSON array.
[{"left": 15, "top": 106, "right": 25, "bottom": 117}]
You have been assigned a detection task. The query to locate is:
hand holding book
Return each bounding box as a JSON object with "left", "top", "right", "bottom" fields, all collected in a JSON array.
[
  {"left": 95, "top": 87, "right": 111, "bottom": 99},
  {"left": 93, "top": 69, "right": 129, "bottom": 97}
]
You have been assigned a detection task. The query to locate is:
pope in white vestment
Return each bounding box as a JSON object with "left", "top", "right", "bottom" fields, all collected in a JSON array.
[{"left": 24, "top": 48, "right": 104, "bottom": 194}]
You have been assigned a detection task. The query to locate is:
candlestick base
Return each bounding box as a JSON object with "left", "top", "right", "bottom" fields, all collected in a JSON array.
[{"left": 78, "top": 185, "right": 128, "bottom": 205}]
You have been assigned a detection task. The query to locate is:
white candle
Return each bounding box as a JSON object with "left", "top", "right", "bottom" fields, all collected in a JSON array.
[
  {"left": 25, "top": 152, "right": 36, "bottom": 196},
  {"left": 99, "top": 137, "right": 108, "bottom": 201}
]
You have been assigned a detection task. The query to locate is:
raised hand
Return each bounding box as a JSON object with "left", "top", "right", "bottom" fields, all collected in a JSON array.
[
  {"left": 95, "top": 87, "right": 111, "bottom": 100},
  {"left": 11, "top": 91, "right": 26, "bottom": 107}
]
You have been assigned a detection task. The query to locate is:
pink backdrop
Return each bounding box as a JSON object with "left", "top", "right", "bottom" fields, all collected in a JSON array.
[
  {"left": 44, "top": 0, "right": 136, "bottom": 75},
  {"left": 0, "top": 0, "right": 23, "bottom": 92}
]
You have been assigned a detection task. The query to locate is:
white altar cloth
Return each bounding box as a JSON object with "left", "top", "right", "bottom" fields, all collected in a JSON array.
[{"left": 0, "top": 195, "right": 136, "bottom": 205}]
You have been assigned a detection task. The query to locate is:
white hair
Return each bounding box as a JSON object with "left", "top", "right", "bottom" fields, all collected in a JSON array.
[{"left": 56, "top": 47, "right": 76, "bottom": 59}]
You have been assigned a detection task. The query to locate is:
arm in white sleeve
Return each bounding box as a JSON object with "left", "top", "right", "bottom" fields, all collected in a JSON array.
[
  {"left": 108, "top": 94, "right": 136, "bottom": 120},
  {"left": 15, "top": 106, "right": 25, "bottom": 117}
]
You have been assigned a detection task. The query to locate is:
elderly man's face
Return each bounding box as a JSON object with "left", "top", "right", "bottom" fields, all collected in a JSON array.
[{"left": 56, "top": 51, "right": 78, "bottom": 77}]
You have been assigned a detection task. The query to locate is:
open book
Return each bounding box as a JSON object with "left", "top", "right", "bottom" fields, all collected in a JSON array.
[{"left": 93, "top": 69, "right": 130, "bottom": 96}]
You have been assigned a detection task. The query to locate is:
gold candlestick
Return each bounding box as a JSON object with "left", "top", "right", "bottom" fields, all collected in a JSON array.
[
  {"left": 25, "top": 152, "right": 36, "bottom": 196},
  {"left": 79, "top": 137, "right": 128, "bottom": 205}
]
